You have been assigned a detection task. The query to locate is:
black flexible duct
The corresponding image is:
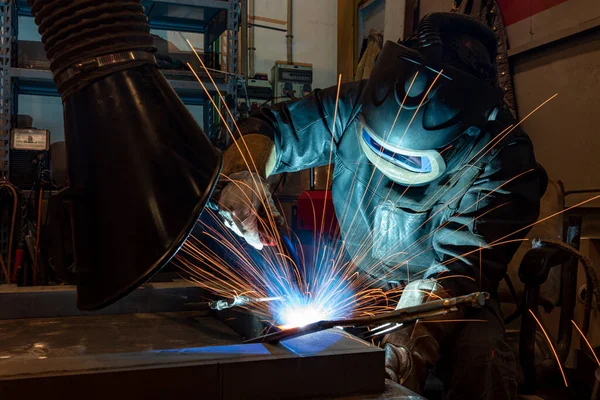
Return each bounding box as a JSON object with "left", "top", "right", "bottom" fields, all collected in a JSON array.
[
  {"left": 29, "top": 0, "right": 155, "bottom": 97},
  {"left": 27, "top": 0, "right": 222, "bottom": 310},
  {"left": 534, "top": 239, "right": 600, "bottom": 314},
  {"left": 534, "top": 238, "right": 600, "bottom": 353}
]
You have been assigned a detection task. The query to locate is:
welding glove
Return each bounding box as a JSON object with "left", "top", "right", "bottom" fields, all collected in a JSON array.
[
  {"left": 218, "top": 171, "right": 283, "bottom": 250},
  {"left": 383, "top": 279, "right": 463, "bottom": 394},
  {"left": 217, "top": 134, "right": 281, "bottom": 250}
]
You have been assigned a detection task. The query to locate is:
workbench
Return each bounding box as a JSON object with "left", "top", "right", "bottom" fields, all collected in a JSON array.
[{"left": 0, "top": 282, "right": 422, "bottom": 399}]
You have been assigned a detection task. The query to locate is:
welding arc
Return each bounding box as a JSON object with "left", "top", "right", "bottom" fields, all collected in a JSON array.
[{"left": 245, "top": 291, "right": 489, "bottom": 343}]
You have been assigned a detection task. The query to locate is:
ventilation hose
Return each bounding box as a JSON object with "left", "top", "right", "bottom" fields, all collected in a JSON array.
[{"left": 28, "top": 0, "right": 156, "bottom": 98}]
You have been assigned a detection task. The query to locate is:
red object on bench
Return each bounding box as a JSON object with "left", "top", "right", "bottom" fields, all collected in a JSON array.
[{"left": 296, "top": 190, "right": 339, "bottom": 236}]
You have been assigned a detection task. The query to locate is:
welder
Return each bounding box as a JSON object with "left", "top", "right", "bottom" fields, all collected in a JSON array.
[{"left": 218, "top": 13, "right": 547, "bottom": 399}]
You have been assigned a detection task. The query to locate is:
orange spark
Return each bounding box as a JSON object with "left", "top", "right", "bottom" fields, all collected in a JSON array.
[
  {"left": 529, "top": 309, "right": 568, "bottom": 387},
  {"left": 571, "top": 319, "right": 600, "bottom": 367}
]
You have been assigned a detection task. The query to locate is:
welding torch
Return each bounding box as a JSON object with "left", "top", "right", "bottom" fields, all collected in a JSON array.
[
  {"left": 245, "top": 291, "right": 490, "bottom": 344},
  {"left": 185, "top": 295, "right": 284, "bottom": 311},
  {"left": 208, "top": 295, "right": 283, "bottom": 311}
]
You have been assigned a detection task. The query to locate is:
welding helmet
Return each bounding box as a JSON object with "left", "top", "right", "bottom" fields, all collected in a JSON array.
[{"left": 358, "top": 13, "right": 504, "bottom": 186}]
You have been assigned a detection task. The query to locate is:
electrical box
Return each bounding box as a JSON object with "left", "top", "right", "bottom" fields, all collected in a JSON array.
[
  {"left": 10, "top": 128, "right": 50, "bottom": 189},
  {"left": 238, "top": 75, "right": 273, "bottom": 118},
  {"left": 271, "top": 61, "right": 313, "bottom": 103}
]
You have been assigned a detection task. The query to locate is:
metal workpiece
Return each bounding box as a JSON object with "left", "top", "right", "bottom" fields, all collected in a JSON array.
[
  {"left": 0, "top": 311, "right": 241, "bottom": 361},
  {"left": 245, "top": 292, "right": 490, "bottom": 344},
  {"left": 0, "top": 325, "right": 384, "bottom": 400}
]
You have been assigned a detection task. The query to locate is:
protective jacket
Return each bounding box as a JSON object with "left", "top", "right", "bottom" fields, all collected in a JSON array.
[{"left": 238, "top": 81, "right": 547, "bottom": 296}]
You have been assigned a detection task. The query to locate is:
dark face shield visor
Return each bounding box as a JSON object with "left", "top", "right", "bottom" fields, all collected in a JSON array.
[
  {"left": 359, "top": 119, "right": 446, "bottom": 186},
  {"left": 362, "top": 128, "right": 432, "bottom": 173}
]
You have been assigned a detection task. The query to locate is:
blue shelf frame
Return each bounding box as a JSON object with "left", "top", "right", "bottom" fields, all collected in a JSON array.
[
  {"left": 11, "top": 67, "right": 227, "bottom": 105},
  {"left": 12, "top": 0, "right": 239, "bottom": 140},
  {"left": 1, "top": 0, "right": 239, "bottom": 268},
  {"left": 142, "top": 0, "right": 229, "bottom": 34},
  {"left": 17, "top": 0, "right": 230, "bottom": 35}
]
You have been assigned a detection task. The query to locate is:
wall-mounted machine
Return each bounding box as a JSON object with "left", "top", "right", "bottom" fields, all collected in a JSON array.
[
  {"left": 10, "top": 128, "right": 50, "bottom": 190},
  {"left": 271, "top": 61, "right": 313, "bottom": 103},
  {"left": 238, "top": 74, "right": 273, "bottom": 118}
]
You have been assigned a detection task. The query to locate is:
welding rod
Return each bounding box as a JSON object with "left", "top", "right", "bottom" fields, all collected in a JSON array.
[{"left": 245, "top": 291, "right": 489, "bottom": 344}]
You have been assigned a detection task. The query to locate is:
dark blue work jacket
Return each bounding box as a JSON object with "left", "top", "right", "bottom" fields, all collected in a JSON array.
[{"left": 238, "top": 81, "right": 547, "bottom": 296}]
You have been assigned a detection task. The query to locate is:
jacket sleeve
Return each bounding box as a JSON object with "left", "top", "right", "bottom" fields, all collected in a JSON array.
[
  {"left": 425, "top": 131, "right": 548, "bottom": 297},
  {"left": 237, "top": 81, "right": 366, "bottom": 175}
]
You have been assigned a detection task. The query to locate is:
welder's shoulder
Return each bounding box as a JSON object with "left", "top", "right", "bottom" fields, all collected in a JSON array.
[
  {"left": 284, "top": 79, "right": 367, "bottom": 140},
  {"left": 482, "top": 108, "right": 540, "bottom": 177},
  {"left": 332, "top": 79, "right": 368, "bottom": 139},
  {"left": 305, "top": 79, "right": 367, "bottom": 124},
  {"left": 493, "top": 107, "right": 533, "bottom": 144},
  {"left": 236, "top": 80, "right": 367, "bottom": 140},
  {"left": 478, "top": 109, "right": 548, "bottom": 205},
  {"left": 490, "top": 108, "right": 535, "bottom": 155}
]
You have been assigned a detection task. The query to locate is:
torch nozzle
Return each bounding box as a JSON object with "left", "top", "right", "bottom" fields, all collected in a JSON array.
[{"left": 209, "top": 295, "right": 284, "bottom": 311}]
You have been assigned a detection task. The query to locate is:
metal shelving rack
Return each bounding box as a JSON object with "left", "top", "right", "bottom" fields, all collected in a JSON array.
[
  {"left": 0, "top": 1, "right": 16, "bottom": 270},
  {"left": 7, "top": 0, "right": 239, "bottom": 152},
  {"left": 1, "top": 1, "right": 14, "bottom": 179},
  {"left": 0, "top": 0, "right": 239, "bottom": 273}
]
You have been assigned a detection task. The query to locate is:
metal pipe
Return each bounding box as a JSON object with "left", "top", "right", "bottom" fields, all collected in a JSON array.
[
  {"left": 0, "top": 181, "right": 18, "bottom": 283},
  {"left": 564, "top": 188, "right": 600, "bottom": 196},
  {"left": 240, "top": 0, "right": 248, "bottom": 78},
  {"left": 593, "top": 367, "right": 600, "bottom": 399},
  {"left": 519, "top": 286, "right": 540, "bottom": 395},
  {"left": 286, "top": 0, "right": 293, "bottom": 64},
  {"left": 33, "top": 186, "right": 43, "bottom": 284},
  {"left": 556, "top": 217, "right": 581, "bottom": 362},
  {"left": 248, "top": 0, "right": 255, "bottom": 78},
  {"left": 249, "top": 23, "right": 288, "bottom": 33}
]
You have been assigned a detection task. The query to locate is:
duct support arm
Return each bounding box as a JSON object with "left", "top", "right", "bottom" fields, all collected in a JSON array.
[
  {"left": 287, "top": 0, "right": 293, "bottom": 64},
  {"left": 249, "top": 0, "right": 255, "bottom": 77}
]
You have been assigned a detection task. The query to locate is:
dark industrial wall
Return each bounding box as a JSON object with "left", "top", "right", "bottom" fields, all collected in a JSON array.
[
  {"left": 512, "top": 29, "right": 600, "bottom": 206},
  {"left": 417, "top": 0, "right": 600, "bottom": 363},
  {"left": 416, "top": 1, "right": 600, "bottom": 205},
  {"left": 418, "top": 0, "right": 454, "bottom": 17}
]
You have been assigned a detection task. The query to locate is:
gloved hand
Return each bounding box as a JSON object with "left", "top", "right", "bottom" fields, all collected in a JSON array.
[
  {"left": 383, "top": 279, "right": 461, "bottom": 394},
  {"left": 218, "top": 170, "right": 283, "bottom": 250},
  {"left": 216, "top": 133, "right": 280, "bottom": 250}
]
